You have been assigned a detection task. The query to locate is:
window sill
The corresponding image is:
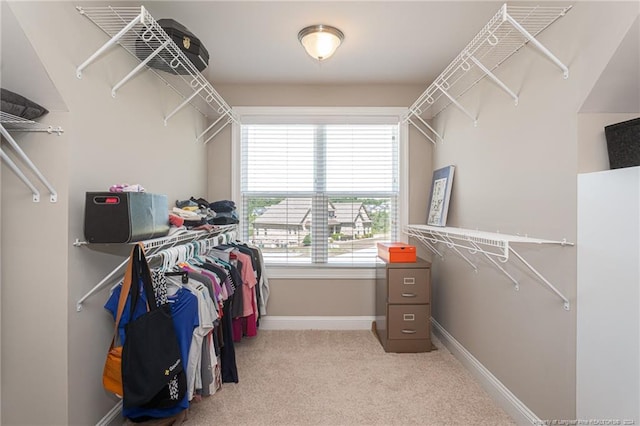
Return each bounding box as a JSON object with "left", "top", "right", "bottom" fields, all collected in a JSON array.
[{"left": 267, "top": 265, "right": 379, "bottom": 280}]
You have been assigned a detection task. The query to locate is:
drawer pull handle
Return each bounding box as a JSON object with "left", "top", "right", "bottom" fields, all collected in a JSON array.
[
  {"left": 401, "top": 293, "right": 416, "bottom": 298},
  {"left": 403, "top": 277, "right": 416, "bottom": 285},
  {"left": 401, "top": 329, "right": 417, "bottom": 334},
  {"left": 403, "top": 314, "right": 415, "bottom": 321}
]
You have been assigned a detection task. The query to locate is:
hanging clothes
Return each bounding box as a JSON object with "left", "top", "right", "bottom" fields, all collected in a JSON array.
[
  {"left": 102, "top": 230, "right": 267, "bottom": 420},
  {"left": 165, "top": 275, "right": 215, "bottom": 403}
]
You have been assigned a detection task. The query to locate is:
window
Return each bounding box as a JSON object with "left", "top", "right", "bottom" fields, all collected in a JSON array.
[{"left": 233, "top": 107, "right": 407, "bottom": 268}]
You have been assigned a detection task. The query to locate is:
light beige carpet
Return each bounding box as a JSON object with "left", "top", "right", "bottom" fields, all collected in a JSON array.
[{"left": 186, "top": 330, "right": 515, "bottom": 426}]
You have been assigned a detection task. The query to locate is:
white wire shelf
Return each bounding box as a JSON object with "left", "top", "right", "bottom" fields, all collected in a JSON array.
[
  {"left": 405, "top": 3, "right": 572, "bottom": 144},
  {"left": 76, "top": 5, "right": 238, "bottom": 144},
  {"left": 0, "top": 111, "right": 64, "bottom": 134},
  {"left": 73, "top": 223, "right": 238, "bottom": 249},
  {"left": 404, "top": 224, "right": 574, "bottom": 310},
  {"left": 75, "top": 224, "right": 238, "bottom": 311},
  {"left": 0, "top": 112, "right": 62, "bottom": 202}
]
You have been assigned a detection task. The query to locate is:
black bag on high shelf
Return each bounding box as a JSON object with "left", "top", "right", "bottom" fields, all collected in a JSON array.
[
  {"left": 122, "top": 244, "right": 187, "bottom": 409},
  {"left": 135, "top": 19, "right": 209, "bottom": 75},
  {"left": 0, "top": 88, "right": 49, "bottom": 120}
]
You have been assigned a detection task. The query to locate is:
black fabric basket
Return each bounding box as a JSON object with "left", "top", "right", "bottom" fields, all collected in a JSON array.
[
  {"left": 83, "top": 192, "right": 169, "bottom": 243},
  {"left": 605, "top": 117, "right": 640, "bottom": 169}
]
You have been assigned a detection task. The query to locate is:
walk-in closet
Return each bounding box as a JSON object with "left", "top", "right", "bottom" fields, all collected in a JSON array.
[{"left": 1, "top": 1, "right": 638, "bottom": 425}]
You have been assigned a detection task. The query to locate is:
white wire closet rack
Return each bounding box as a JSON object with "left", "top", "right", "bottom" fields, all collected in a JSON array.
[
  {"left": 75, "top": 5, "right": 238, "bottom": 144},
  {"left": 404, "top": 224, "right": 573, "bottom": 310},
  {"left": 75, "top": 224, "right": 238, "bottom": 312},
  {"left": 405, "top": 3, "right": 572, "bottom": 144},
  {"left": 0, "top": 112, "right": 63, "bottom": 202}
]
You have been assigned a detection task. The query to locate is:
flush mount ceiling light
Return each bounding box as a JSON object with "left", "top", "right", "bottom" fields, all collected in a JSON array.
[{"left": 298, "top": 24, "right": 344, "bottom": 61}]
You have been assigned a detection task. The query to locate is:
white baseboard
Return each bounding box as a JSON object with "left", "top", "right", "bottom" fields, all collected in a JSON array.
[
  {"left": 260, "top": 316, "right": 375, "bottom": 330},
  {"left": 431, "top": 318, "right": 541, "bottom": 425}
]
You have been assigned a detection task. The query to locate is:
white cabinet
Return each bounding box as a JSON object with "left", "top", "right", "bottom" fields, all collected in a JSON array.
[{"left": 577, "top": 166, "right": 640, "bottom": 423}]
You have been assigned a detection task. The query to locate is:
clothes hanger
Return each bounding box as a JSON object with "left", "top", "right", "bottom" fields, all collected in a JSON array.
[{"left": 164, "top": 270, "right": 189, "bottom": 284}]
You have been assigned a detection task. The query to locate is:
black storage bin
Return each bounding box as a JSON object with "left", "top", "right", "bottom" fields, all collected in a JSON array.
[
  {"left": 604, "top": 117, "right": 640, "bottom": 169},
  {"left": 84, "top": 192, "right": 170, "bottom": 243}
]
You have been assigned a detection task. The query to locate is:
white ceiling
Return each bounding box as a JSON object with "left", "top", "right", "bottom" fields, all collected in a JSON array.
[
  {"left": 143, "top": 1, "right": 506, "bottom": 85},
  {"left": 3, "top": 1, "right": 638, "bottom": 114}
]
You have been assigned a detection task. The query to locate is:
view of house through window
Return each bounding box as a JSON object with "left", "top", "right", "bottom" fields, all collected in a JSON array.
[
  {"left": 246, "top": 196, "right": 394, "bottom": 264},
  {"left": 240, "top": 121, "right": 399, "bottom": 265}
]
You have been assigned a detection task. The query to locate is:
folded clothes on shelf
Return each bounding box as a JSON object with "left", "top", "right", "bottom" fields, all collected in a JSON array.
[
  {"left": 210, "top": 199, "right": 236, "bottom": 213},
  {"left": 109, "top": 183, "right": 146, "bottom": 193}
]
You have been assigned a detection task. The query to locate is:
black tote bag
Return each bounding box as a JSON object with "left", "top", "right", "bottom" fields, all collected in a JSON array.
[{"left": 122, "top": 244, "right": 187, "bottom": 409}]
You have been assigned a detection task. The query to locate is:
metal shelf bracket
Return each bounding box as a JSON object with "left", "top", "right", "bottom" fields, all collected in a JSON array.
[
  {"left": 0, "top": 148, "right": 41, "bottom": 202},
  {"left": 434, "top": 82, "right": 478, "bottom": 126},
  {"left": 504, "top": 10, "right": 569, "bottom": 79},
  {"left": 406, "top": 114, "right": 441, "bottom": 145},
  {"left": 468, "top": 55, "right": 519, "bottom": 105},
  {"left": 405, "top": 224, "right": 573, "bottom": 310},
  {"left": 405, "top": 3, "right": 571, "bottom": 144},
  {"left": 438, "top": 231, "right": 478, "bottom": 271},
  {"left": 407, "top": 230, "right": 444, "bottom": 259},
  {"left": 1, "top": 115, "right": 62, "bottom": 202},
  {"left": 469, "top": 240, "right": 519, "bottom": 290},
  {"left": 112, "top": 39, "right": 171, "bottom": 97},
  {"left": 76, "top": 5, "right": 239, "bottom": 141},
  {"left": 75, "top": 6, "right": 145, "bottom": 79},
  {"left": 164, "top": 86, "right": 205, "bottom": 126},
  {"left": 509, "top": 246, "right": 570, "bottom": 310}
]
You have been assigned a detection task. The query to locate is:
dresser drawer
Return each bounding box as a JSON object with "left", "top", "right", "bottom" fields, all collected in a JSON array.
[
  {"left": 388, "top": 305, "right": 430, "bottom": 340},
  {"left": 388, "top": 268, "right": 430, "bottom": 304}
]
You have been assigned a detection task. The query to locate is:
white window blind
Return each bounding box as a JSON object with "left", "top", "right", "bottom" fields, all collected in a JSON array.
[{"left": 240, "top": 120, "right": 399, "bottom": 266}]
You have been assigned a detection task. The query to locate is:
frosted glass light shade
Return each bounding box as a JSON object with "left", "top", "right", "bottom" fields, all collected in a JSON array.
[{"left": 298, "top": 25, "right": 344, "bottom": 61}]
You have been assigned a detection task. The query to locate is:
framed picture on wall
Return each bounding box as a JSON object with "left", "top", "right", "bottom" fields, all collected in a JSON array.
[{"left": 427, "top": 165, "right": 455, "bottom": 227}]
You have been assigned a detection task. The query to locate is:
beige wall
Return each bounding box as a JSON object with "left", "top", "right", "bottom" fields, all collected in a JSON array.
[
  {"left": 425, "top": 2, "right": 638, "bottom": 421},
  {"left": 207, "top": 83, "right": 432, "bottom": 318},
  {"left": 2, "top": 1, "right": 208, "bottom": 424},
  {"left": 1, "top": 111, "right": 71, "bottom": 425},
  {"left": 267, "top": 279, "right": 375, "bottom": 316}
]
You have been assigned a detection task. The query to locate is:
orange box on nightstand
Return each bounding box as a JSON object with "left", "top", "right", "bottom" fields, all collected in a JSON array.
[{"left": 377, "top": 242, "right": 417, "bottom": 263}]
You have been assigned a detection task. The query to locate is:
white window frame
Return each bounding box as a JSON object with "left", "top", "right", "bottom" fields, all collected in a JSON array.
[{"left": 232, "top": 106, "right": 409, "bottom": 279}]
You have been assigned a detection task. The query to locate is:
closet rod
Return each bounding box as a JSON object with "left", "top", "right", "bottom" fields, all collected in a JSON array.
[{"left": 76, "top": 227, "right": 237, "bottom": 312}]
